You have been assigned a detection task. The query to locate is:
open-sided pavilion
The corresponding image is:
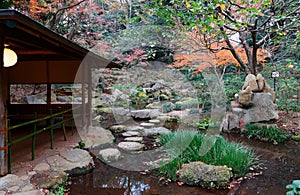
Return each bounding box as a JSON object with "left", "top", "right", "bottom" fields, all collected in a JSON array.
[{"left": 0, "top": 9, "right": 118, "bottom": 175}]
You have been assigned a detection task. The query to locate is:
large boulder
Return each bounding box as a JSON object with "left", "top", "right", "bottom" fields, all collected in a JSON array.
[
  {"left": 242, "top": 93, "right": 278, "bottom": 123},
  {"left": 81, "top": 126, "right": 115, "bottom": 148},
  {"left": 223, "top": 73, "right": 278, "bottom": 132},
  {"left": 242, "top": 74, "right": 259, "bottom": 91},
  {"left": 95, "top": 107, "right": 131, "bottom": 128},
  {"left": 111, "top": 88, "right": 129, "bottom": 102},
  {"left": 238, "top": 86, "right": 252, "bottom": 106},
  {"left": 131, "top": 109, "right": 160, "bottom": 119},
  {"left": 178, "top": 161, "right": 232, "bottom": 188},
  {"left": 223, "top": 93, "right": 278, "bottom": 132},
  {"left": 46, "top": 149, "right": 94, "bottom": 172},
  {"left": 263, "top": 82, "right": 276, "bottom": 103},
  {"left": 241, "top": 73, "right": 276, "bottom": 103}
]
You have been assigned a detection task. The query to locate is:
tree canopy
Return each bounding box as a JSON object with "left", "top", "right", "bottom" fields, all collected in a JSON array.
[
  {"left": 3, "top": 0, "right": 300, "bottom": 75},
  {"left": 150, "top": 0, "right": 300, "bottom": 74}
]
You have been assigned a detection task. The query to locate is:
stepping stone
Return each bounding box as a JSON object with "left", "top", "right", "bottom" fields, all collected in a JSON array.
[
  {"left": 140, "top": 122, "right": 155, "bottom": 128},
  {"left": 149, "top": 119, "right": 160, "bottom": 124},
  {"left": 143, "top": 127, "right": 171, "bottom": 136},
  {"left": 47, "top": 149, "right": 93, "bottom": 172},
  {"left": 118, "top": 142, "right": 145, "bottom": 151},
  {"left": 127, "top": 126, "right": 144, "bottom": 131},
  {"left": 122, "top": 131, "right": 140, "bottom": 137},
  {"left": 98, "top": 148, "right": 122, "bottom": 162},
  {"left": 33, "top": 163, "right": 50, "bottom": 172},
  {"left": 109, "top": 125, "right": 127, "bottom": 133},
  {"left": 0, "top": 174, "right": 21, "bottom": 191},
  {"left": 124, "top": 137, "right": 143, "bottom": 142}
]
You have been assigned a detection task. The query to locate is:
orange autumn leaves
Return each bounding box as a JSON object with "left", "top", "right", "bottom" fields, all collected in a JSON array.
[
  {"left": 171, "top": 47, "right": 268, "bottom": 74},
  {"left": 216, "top": 47, "right": 268, "bottom": 67}
]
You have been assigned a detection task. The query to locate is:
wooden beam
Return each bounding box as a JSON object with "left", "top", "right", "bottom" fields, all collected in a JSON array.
[{"left": 15, "top": 50, "right": 59, "bottom": 55}]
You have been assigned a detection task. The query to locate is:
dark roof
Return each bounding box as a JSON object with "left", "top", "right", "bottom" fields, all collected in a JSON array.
[{"left": 0, "top": 9, "right": 119, "bottom": 68}]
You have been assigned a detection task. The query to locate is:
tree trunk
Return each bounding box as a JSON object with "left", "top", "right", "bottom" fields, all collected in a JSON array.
[
  {"left": 251, "top": 28, "right": 258, "bottom": 75},
  {"left": 220, "top": 27, "right": 251, "bottom": 74},
  {"left": 239, "top": 31, "right": 254, "bottom": 75}
]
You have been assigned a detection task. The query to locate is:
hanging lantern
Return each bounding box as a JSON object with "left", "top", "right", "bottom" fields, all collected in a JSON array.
[{"left": 3, "top": 47, "right": 18, "bottom": 67}]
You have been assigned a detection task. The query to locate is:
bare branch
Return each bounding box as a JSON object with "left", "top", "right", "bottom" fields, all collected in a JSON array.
[
  {"left": 224, "top": 24, "right": 247, "bottom": 32},
  {"left": 228, "top": 0, "right": 246, "bottom": 9},
  {"left": 47, "top": 0, "right": 87, "bottom": 29},
  {"left": 220, "top": 27, "right": 250, "bottom": 73},
  {"left": 218, "top": 9, "right": 237, "bottom": 23}
]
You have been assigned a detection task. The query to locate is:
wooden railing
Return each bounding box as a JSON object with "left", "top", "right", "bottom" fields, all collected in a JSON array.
[{"left": 7, "top": 107, "right": 79, "bottom": 173}]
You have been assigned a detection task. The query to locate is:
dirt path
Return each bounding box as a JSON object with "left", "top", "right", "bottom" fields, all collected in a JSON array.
[{"left": 10, "top": 127, "right": 80, "bottom": 176}]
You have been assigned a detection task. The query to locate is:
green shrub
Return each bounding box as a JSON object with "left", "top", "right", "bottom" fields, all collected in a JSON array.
[
  {"left": 261, "top": 63, "right": 300, "bottom": 112},
  {"left": 75, "top": 141, "right": 85, "bottom": 149},
  {"left": 196, "top": 116, "right": 211, "bottom": 130},
  {"left": 223, "top": 74, "right": 246, "bottom": 102},
  {"left": 245, "top": 124, "right": 290, "bottom": 144},
  {"left": 130, "top": 91, "right": 148, "bottom": 109},
  {"left": 174, "top": 99, "right": 199, "bottom": 110},
  {"left": 49, "top": 186, "right": 67, "bottom": 195},
  {"left": 112, "top": 84, "right": 133, "bottom": 91},
  {"left": 161, "top": 102, "right": 174, "bottom": 113},
  {"left": 286, "top": 180, "right": 300, "bottom": 195},
  {"left": 277, "top": 99, "right": 300, "bottom": 112},
  {"left": 158, "top": 130, "right": 257, "bottom": 180}
]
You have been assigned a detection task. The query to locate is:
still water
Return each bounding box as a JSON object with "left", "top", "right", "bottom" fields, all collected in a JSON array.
[{"left": 70, "top": 133, "right": 300, "bottom": 195}]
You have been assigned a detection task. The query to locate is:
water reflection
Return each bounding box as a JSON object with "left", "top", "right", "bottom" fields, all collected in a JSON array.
[
  {"left": 70, "top": 159, "right": 229, "bottom": 195},
  {"left": 71, "top": 134, "right": 300, "bottom": 195},
  {"left": 96, "top": 175, "right": 150, "bottom": 194},
  {"left": 70, "top": 161, "right": 152, "bottom": 195}
]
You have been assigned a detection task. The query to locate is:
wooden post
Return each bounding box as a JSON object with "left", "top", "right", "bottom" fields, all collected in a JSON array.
[
  {"left": 0, "top": 36, "right": 8, "bottom": 176},
  {"left": 61, "top": 108, "right": 67, "bottom": 141},
  {"left": 49, "top": 109, "right": 54, "bottom": 149},
  {"left": 7, "top": 120, "right": 11, "bottom": 174},
  {"left": 46, "top": 61, "right": 51, "bottom": 111},
  {"left": 32, "top": 112, "right": 37, "bottom": 160},
  {"left": 82, "top": 64, "right": 86, "bottom": 129},
  {"left": 87, "top": 64, "right": 92, "bottom": 128}
]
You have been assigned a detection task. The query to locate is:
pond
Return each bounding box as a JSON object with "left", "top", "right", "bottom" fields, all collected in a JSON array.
[{"left": 69, "top": 133, "right": 300, "bottom": 195}]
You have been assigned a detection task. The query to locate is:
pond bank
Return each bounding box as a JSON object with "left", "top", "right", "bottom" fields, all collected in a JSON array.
[{"left": 69, "top": 133, "right": 300, "bottom": 195}]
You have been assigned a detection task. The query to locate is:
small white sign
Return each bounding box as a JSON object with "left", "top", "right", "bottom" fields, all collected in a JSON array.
[{"left": 271, "top": 71, "right": 280, "bottom": 78}]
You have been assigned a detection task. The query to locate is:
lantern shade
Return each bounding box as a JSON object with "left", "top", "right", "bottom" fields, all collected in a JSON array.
[{"left": 3, "top": 48, "right": 18, "bottom": 67}]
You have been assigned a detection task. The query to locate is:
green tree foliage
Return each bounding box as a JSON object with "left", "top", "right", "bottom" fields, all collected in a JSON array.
[
  {"left": 0, "top": 0, "right": 12, "bottom": 8},
  {"left": 149, "top": 0, "right": 300, "bottom": 75}
]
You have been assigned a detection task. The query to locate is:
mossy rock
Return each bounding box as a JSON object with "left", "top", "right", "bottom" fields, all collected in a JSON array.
[
  {"left": 178, "top": 161, "right": 232, "bottom": 188},
  {"left": 97, "top": 107, "right": 113, "bottom": 114},
  {"left": 31, "top": 171, "right": 68, "bottom": 190}
]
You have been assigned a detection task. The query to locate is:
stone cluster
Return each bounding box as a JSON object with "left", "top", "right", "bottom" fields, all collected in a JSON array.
[
  {"left": 223, "top": 74, "right": 278, "bottom": 132},
  {"left": 0, "top": 149, "right": 93, "bottom": 195}
]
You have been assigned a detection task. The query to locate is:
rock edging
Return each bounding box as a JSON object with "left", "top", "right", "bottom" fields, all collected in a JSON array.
[{"left": 0, "top": 148, "right": 94, "bottom": 195}]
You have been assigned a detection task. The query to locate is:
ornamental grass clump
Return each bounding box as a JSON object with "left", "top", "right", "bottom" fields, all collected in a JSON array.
[
  {"left": 245, "top": 123, "right": 289, "bottom": 144},
  {"left": 158, "top": 130, "right": 257, "bottom": 180}
]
